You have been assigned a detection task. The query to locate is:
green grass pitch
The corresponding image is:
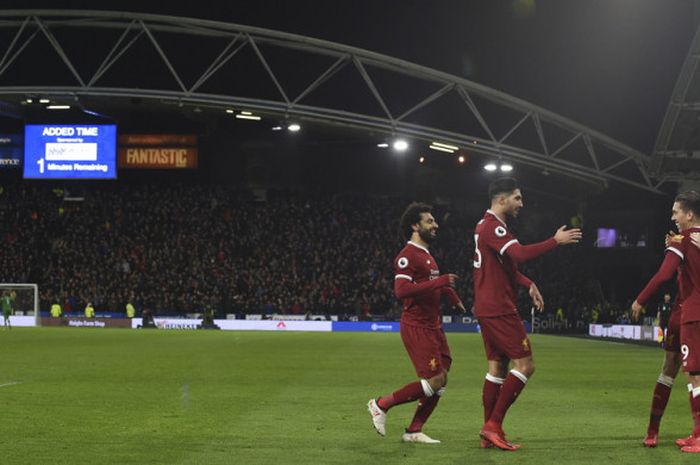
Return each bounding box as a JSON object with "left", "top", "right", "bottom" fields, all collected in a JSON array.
[{"left": 1, "top": 327, "right": 699, "bottom": 464}]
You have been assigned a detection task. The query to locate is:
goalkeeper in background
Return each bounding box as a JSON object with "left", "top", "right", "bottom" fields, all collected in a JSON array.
[{"left": 2, "top": 290, "right": 14, "bottom": 329}]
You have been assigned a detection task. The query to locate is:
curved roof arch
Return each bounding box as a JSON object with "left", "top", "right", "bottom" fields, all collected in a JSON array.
[
  {"left": 653, "top": 18, "right": 700, "bottom": 188},
  {"left": 0, "top": 9, "right": 661, "bottom": 192}
]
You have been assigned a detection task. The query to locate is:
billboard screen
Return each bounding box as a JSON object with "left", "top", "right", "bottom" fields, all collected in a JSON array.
[{"left": 23, "top": 124, "right": 117, "bottom": 179}]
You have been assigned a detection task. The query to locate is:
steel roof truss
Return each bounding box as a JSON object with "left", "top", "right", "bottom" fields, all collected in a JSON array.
[
  {"left": 0, "top": 16, "right": 31, "bottom": 77},
  {"left": 601, "top": 156, "right": 632, "bottom": 174},
  {"left": 396, "top": 82, "right": 454, "bottom": 122},
  {"left": 457, "top": 86, "right": 497, "bottom": 144},
  {"left": 291, "top": 54, "right": 349, "bottom": 106},
  {"left": 33, "top": 16, "right": 85, "bottom": 86},
  {"left": 188, "top": 33, "right": 246, "bottom": 94},
  {"left": 551, "top": 132, "right": 582, "bottom": 159},
  {"left": 498, "top": 111, "right": 532, "bottom": 144},
  {"left": 582, "top": 134, "right": 601, "bottom": 171},
  {"left": 353, "top": 56, "right": 394, "bottom": 121},
  {"left": 87, "top": 20, "right": 142, "bottom": 87},
  {"left": 531, "top": 113, "right": 550, "bottom": 156},
  {"left": 247, "top": 33, "right": 289, "bottom": 105},
  {"left": 140, "top": 20, "right": 187, "bottom": 93}
]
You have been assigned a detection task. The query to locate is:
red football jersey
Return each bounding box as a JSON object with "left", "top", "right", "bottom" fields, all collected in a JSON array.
[
  {"left": 473, "top": 210, "right": 521, "bottom": 318},
  {"left": 666, "top": 227, "right": 700, "bottom": 323},
  {"left": 394, "top": 241, "right": 442, "bottom": 329}
]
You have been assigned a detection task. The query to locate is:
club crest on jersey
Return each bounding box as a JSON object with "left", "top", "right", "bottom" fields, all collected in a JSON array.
[
  {"left": 429, "top": 358, "right": 438, "bottom": 371},
  {"left": 495, "top": 226, "right": 507, "bottom": 237},
  {"left": 522, "top": 338, "right": 530, "bottom": 351},
  {"left": 397, "top": 257, "right": 409, "bottom": 269}
]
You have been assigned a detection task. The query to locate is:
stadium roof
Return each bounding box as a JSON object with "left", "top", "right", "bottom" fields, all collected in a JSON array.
[
  {"left": 0, "top": 8, "right": 695, "bottom": 195},
  {"left": 653, "top": 20, "right": 700, "bottom": 187}
]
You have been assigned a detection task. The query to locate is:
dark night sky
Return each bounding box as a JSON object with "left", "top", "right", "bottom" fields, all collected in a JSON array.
[{"left": 4, "top": 0, "right": 699, "bottom": 153}]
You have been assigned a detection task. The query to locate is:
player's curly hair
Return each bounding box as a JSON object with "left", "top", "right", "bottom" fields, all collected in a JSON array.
[
  {"left": 675, "top": 190, "right": 700, "bottom": 216},
  {"left": 399, "top": 202, "right": 432, "bottom": 240},
  {"left": 488, "top": 177, "right": 519, "bottom": 200}
]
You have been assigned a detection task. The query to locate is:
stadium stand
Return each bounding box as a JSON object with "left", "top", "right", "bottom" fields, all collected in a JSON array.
[{"left": 0, "top": 182, "right": 604, "bottom": 325}]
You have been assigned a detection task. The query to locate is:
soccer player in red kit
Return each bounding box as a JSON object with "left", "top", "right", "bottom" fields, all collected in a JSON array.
[
  {"left": 631, "top": 253, "right": 683, "bottom": 448},
  {"left": 473, "top": 178, "right": 581, "bottom": 451},
  {"left": 367, "top": 202, "right": 464, "bottom": 444},
  {"left": 631, "top": 191, "right": 700, "bottom": 452}
]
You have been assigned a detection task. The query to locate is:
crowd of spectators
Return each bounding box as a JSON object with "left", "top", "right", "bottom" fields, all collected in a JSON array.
[{"left": 0, "top": 183, "right": 600, "bottom": 320}]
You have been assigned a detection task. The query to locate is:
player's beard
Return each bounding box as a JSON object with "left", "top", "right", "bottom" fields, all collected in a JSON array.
[{"left": 419, "top": 228, "right": 436, "bottom": 244}]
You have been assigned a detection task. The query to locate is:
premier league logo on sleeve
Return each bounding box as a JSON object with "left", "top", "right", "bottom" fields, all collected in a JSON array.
[
  {"left": 495, "top": 226, "right": 507, "bottom": 237},
  {"left": 397, "top": 257, "right": 409, "bottom": 269}
]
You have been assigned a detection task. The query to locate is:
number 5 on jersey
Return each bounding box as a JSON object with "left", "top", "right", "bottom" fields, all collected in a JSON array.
[{"left": 474, "top": 234, "right": 482, "bottom": 268}]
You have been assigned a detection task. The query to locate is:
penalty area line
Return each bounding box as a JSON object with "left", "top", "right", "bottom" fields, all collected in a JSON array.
[{"left": 0, "top": 381, "right": 23, "bottom": 389}]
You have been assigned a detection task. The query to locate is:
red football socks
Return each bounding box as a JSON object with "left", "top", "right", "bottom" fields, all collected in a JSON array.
[
  {"left": 692, "top": 387, "right": 700, "bottom": 437},
  {"left": 487, "top": 370, "right": 527, "bottom": 426},
  {"left": 377, "top": 381, "right": 425, "bottom": 411},
  {"left": 647, "top": 379, "right": 672, "bottom": 435},
  {"left": 406, "top": 395, "right": 440, "bottom": 433},
  {"left": 482, "top": 375, "right": 504, "bottom": 423}
]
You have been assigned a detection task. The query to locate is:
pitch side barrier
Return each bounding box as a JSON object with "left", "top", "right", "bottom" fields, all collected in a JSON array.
[
  {"left": 588, "top": 324, "right": 663, "bottom": 343},
  {"left": 127, "top": 315, "right": 531, "bottom": 333},
  {"left": 6, "top": 315, "right": 37, "bottom": 327},
  {"left": 29, "top": 314, "right": 538, "bottom": 333}
]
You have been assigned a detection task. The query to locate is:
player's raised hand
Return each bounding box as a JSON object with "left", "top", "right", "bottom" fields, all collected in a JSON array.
[
  {"left": 446, "top": 274, "right": 459, "bottom": 287},
  {"left": 529, "top": 283, "right": 544, "bottom": 312},
  {"left": 553, "top": 225, "right": 582, "bottom": 245},
  {"left": 665, "top": 230, "right": 676, "bottom": 248},
  {"left": 691, "top": 232, "right": 700, "bottom": 250},
  {"left": 455, "top": 301, "right": 467, "bottom": 313},
  {"left": 631, "top": 300, "right": 643, "bottom": 321}
]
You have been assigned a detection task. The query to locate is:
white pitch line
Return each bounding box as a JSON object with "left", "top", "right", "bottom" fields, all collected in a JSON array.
[{"left": 0, "top": 381, "right": 23, "bottom": 389}]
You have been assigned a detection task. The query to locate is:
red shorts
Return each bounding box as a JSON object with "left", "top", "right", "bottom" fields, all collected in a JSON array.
[
  {"left": 479, "top": 313, "right": 532, "bottom": 361},
  {"left": 665, "top": 310, "right": 681, "bottom": 353},
  {"left": 681, "top": 320, "right": 700, "bottom": 373},
  {"left": 400, "top": 323, "right": 452, "bottom": 379}
]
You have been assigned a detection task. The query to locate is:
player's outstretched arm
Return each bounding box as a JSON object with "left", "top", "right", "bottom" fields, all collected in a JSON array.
[
  {"left": 632, "top": 252, "right": 681, "bottom": 320},
  {"left": 505, "top": 238, "right": 557, "bottom": 263},
  {"left": 553, "top": 225, "right": 583, "bottom": 245},
  {"left": 505, "top": 226, "right": 582, "bottom": 263},
  {"left": 631, "top": 301, "right": 644, "bottom": 322},
  {"left": 515, "top": 270, "right": 533, "bottom": 288},
  {"left": 528, "top": 282, "right": 544, "bottom": 312},
  {"left": 394, "top": 274, "right": 458, "bottom": 299},
  {"left": 441, "top": 286, "right": 466, "bottom": 313}
]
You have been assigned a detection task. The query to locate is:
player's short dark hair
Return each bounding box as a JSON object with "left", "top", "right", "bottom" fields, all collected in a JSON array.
[
  {"left": 488, "top": 177, "right": 519, "bottom": 200},
  {"left": 675, "top": 191, "right": 700, "bottom": 216},
  {"left": 400, "top": 202, "right": 432, "bottom": 240}
]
